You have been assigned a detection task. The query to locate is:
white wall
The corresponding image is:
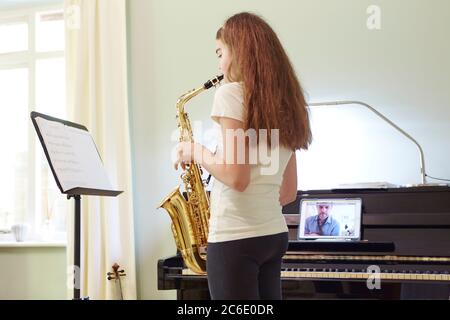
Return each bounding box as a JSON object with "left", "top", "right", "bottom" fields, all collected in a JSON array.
[{"left": 127, "top": 0, "right": 450, "bottom": 299}]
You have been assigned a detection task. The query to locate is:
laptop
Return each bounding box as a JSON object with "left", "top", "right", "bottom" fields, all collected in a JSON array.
[{"left": 297, "top": 198, "right": 362, "bottom": 241}]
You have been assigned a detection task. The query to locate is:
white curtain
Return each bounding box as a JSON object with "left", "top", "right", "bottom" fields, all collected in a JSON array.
[{"left": 64, "top": 0, "right": 136, "bottom": 299}]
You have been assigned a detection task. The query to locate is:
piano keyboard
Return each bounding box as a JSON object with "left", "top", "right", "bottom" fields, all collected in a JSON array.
[
  {"left": 281, "top": 269, "right": 450, "bottom": 281},
  {"left": 283, "top": 254, "right": 450, "bottom": 263},
  {"left": 181, "top": 268, "right": 450, "bottom": 282}
]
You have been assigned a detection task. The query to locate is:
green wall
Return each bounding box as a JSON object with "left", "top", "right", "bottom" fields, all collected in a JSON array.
[{"left": 0, "top": 247, "right": 66, "bottom": 299}]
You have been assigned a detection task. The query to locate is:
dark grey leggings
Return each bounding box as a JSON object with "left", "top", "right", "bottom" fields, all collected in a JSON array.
[{"left": 206, "top": 232, "right": 289, "bottom": 300}]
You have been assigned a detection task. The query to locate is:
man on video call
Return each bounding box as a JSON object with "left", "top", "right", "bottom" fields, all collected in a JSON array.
[{"left": 304, "top": 202, "right": 340, "bottom": 236}]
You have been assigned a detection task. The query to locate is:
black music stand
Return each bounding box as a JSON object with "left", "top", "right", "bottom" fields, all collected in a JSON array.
[{"left": 30, "top": 111, "right": 122, "bottom": 300}]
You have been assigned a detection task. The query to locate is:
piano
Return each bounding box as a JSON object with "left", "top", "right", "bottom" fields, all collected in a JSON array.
[{"left": 157, "top": 186, "right": 450, "bottom": 299}]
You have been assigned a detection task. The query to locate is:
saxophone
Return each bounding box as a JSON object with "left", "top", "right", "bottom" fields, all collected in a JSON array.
[{"left": 157, "top": 75, "right": 223, "bottom": 274}]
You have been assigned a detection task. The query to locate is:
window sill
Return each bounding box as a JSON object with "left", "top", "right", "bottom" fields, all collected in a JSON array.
[
  {"left": 0, "top": 241, "right": 66, "bottom": 248},
  {"left": 0, "top": 232, "right": 67, "bottom": 248}
]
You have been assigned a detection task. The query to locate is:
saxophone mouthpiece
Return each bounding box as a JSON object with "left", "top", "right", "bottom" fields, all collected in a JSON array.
[{"left": 204, "top": 75, "right": 224, "bottom": 90}]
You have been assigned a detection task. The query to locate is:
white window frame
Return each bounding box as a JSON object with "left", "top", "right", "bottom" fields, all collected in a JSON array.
[{"left": 0, "top": 4, "right": 65, "bottom": 241}]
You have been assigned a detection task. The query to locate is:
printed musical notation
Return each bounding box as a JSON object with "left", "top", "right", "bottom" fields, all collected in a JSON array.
[{"left": 35, "top": 117, "right": 113, "bottom": 192}]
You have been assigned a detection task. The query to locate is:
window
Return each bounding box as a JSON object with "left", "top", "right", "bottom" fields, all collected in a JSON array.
[{"left": 0, "top": 5, "right": 67, "bottom": 242}]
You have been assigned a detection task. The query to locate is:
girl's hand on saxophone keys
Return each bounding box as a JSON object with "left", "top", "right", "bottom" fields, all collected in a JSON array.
[{"left": 174, "top": 142, "right": 202, "bottom": 170}]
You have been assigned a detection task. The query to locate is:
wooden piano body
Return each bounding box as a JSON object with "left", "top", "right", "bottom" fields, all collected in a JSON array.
[{"left": 157, "top": 186, "right": 450, "bottom": 299}]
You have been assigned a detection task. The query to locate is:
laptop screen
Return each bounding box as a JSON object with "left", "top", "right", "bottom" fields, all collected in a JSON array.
[{"left": 298, "top": 198, "right": 362, "bottom": 241}]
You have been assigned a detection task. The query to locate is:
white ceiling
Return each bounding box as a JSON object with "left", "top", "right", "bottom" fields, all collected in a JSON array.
[{"left": 0, "top": 0, "right": 62, "bottom": 11}]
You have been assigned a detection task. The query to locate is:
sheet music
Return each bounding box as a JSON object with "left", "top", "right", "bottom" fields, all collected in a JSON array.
[{"left": 35, "top": 116, "right": 113, "bottom": 192}]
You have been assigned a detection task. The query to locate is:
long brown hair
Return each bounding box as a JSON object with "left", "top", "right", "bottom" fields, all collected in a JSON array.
[{"left": 216, "top": 12, "right": 312, "bottom": 151}]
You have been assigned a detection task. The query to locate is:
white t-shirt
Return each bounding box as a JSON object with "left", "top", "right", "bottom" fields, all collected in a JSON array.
[{"left": 208, "top": 82, "right": 292, "bottom": 243}]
